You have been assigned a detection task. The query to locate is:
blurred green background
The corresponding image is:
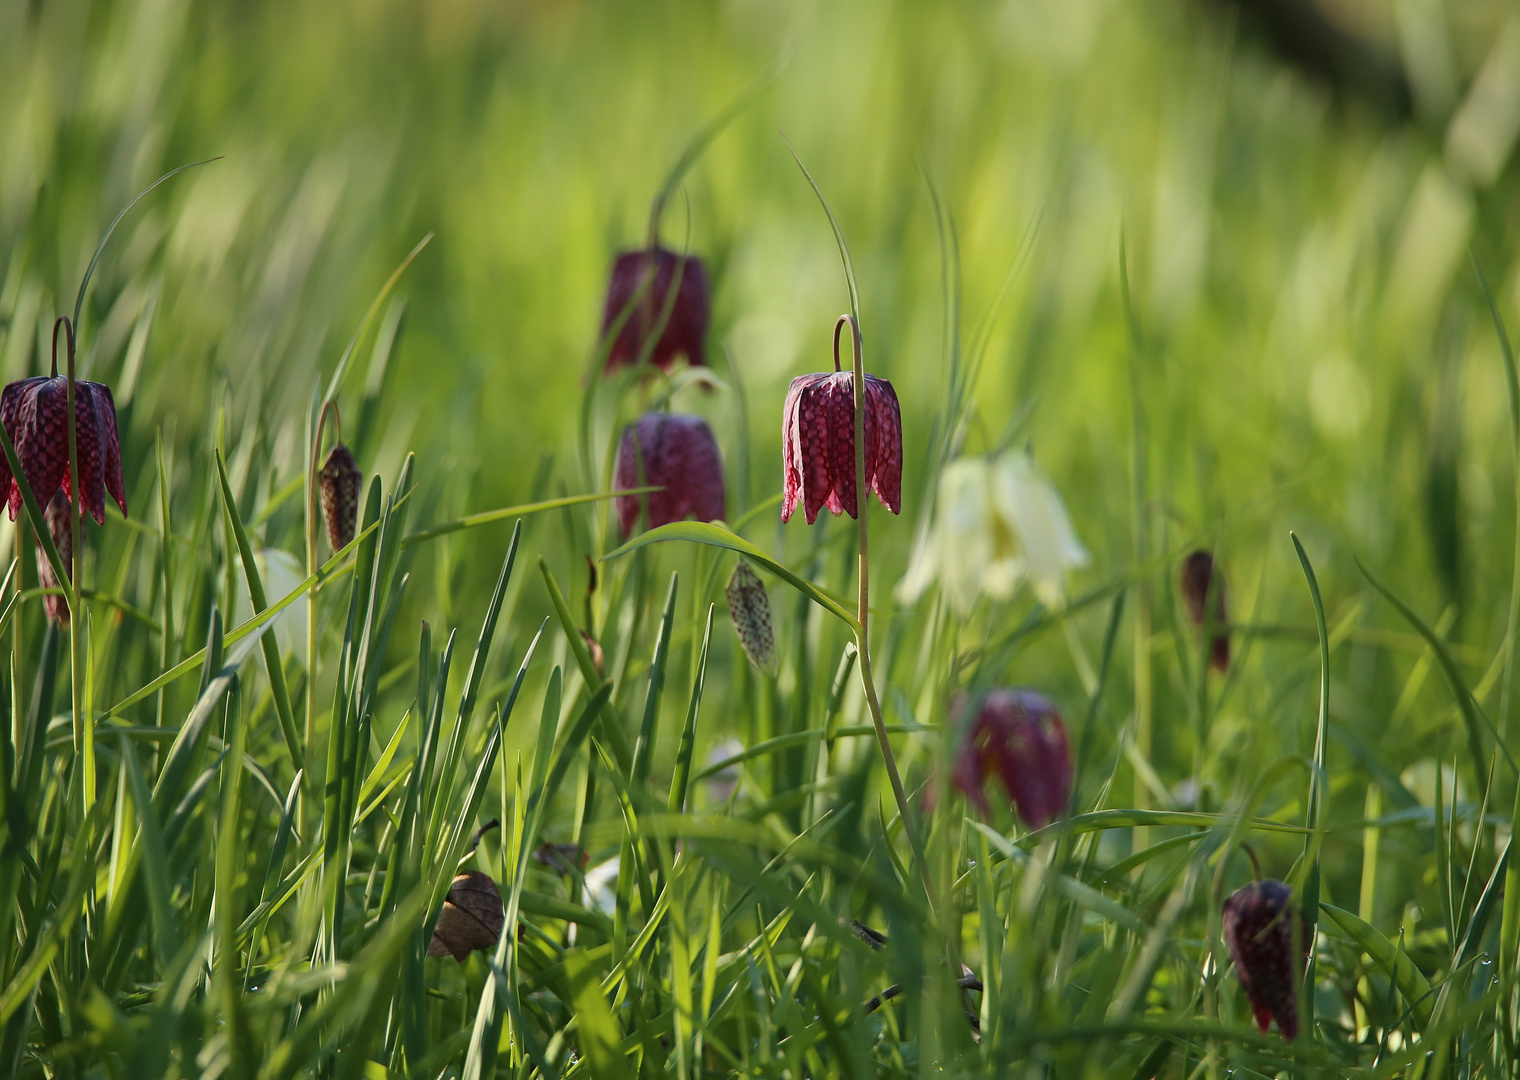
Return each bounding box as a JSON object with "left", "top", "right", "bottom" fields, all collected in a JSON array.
[{"left": 5, "top": 0, "right": 1520, "bottom": 832}]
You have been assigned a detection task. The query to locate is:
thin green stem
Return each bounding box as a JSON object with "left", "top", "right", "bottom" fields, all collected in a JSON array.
[
  {"left": 304, "top": 398, "right": 340, "bottom": 829},
  {"left": 837, "top": 314, "right": 935, "bottom": 911},
  {"left": 56, "top": 318, "right": 89, "bottom": 812}
]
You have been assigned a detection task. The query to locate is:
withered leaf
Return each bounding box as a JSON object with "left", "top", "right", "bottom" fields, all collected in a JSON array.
[{"left": 427, "top": 870, "right": 505, "bottom": 962}]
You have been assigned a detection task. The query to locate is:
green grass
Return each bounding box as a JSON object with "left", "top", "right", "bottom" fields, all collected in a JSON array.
[{"left": 5, "top": 0, "right": 1520, "bottom": 1075}]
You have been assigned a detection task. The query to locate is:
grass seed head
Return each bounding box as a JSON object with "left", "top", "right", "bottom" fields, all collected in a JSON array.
[{"left": 726, "top": 560, "right": 778, "bottom": 677}]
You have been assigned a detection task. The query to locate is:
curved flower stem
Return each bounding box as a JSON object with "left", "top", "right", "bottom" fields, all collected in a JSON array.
[
  {"left": 57, "top": 317, "right": 89, "bottom": 810},
  {"left": 837, "top": 314, "right": 937, "bottom": 911}
]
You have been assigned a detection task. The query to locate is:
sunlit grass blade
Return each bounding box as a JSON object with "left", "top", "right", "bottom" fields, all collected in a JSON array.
[{"left": 216, "top": 449, "right": 302, "bottom": 774}]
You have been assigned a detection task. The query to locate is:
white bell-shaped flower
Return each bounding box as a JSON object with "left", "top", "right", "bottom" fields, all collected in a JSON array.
[{"left": 898, "top": 450, "right": 1088, "bottom": 614}]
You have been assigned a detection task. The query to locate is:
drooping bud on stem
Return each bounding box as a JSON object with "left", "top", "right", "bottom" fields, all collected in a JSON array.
[{"left": 319, "top": 443, "right": 361, "bottom": 552}]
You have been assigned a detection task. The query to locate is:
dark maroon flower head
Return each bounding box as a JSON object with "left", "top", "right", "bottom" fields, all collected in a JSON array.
[
  {"left": 600, "top": 247, "right": 710, "bottom": 374},
  {"left": 0, "top": 376, "right": 126, "bottom": 525},
  {"left": 1180, "top": 549, "right": 1229, "bottom": 672},
  {"left": 319, "top": 443, "right": 361, "bottom": 552},
  {"left": 614, "top": 412, "right": 726, "bottom": 538},
  {"left": 1222, "top": 878, "right": 1306, "bottom": 1041},
  {"left": 35, "top": 490, "right": 73, "bottom": 626},
  {"left": 781, "top": 371, "right": 901, "bottom": 525},
  {"left": 950, "top": 689, "right": 1071, "bottom": 830}
]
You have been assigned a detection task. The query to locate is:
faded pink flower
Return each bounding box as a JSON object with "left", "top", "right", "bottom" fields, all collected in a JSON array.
[
  {"left": 614, "top": 412, "right": 725, "bottom": 537},
  {"left": 0, "top": 376, "right": 126, "bottom": 524},
  {"left": 599, "top": 248, "right": 710, "bottom": 374},
  {"left": 781, "top": 372, "right": 901, "bottom": 525},
  {"left": 951, "top": 689, "right": 1071, "bottom": 830}
]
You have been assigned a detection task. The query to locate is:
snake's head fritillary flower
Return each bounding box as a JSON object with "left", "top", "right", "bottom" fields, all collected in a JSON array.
[
  {"left": 319, "top": 443, "right": 361, "bottom": 552},
  {"left": 35, "top": 490, "right": 73, "bottom": 626},
  {"left": 614, "top": 413, "right": 725, "bottom": 537},
  {"left": 600, "top": 247, "right": 710, "bottom": 374},
  {"left": 0, "top": 376, "right": 126, "bottom": 524},
  {"left": 1222, "top": 879, "right": 1305, "bottom": 1040},
  {"left": 951, "top": 689, "right": 1071, "bottom": 830},
  {"left": 726, "top": 561, "right": 778, "bottom": 678},
  {"left": 781, "top": 371, "right": 901, "bottom": 525},
  {"left": 898, "top": 450, "right": 1087, "bottom": 614},
  {"left": 1180, "top": 550, "right": 1230, "bottom": 672}
]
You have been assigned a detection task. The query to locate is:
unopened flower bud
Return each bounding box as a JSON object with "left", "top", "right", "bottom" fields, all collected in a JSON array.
[
  {"left": 319, "top": 443, "right": 361, "bottom": 552},
  {"left": 726, "top": 561, "right": 778, "bottom": 678}
]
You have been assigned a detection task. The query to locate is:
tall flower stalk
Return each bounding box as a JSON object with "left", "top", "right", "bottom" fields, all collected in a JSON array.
[{"left": 62, "top": 319, "right": 85, "bottom": 802}]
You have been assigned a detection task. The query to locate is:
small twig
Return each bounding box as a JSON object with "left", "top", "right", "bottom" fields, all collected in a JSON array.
[
  {"left": 851, "top": 919, "right": 888, "bottom": 950},
  {"left": 466, "top": 818, "right": 501, "bottom": 854}
]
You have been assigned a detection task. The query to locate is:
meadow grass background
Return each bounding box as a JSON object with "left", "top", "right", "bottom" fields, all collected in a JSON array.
[{"left": 6, "top": 0, "right": 1520, "bottom": 1076}]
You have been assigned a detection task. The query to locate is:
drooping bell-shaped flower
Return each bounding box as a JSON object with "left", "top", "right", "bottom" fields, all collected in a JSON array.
[
  {"left": 1180, "top": 550, "right": 1230, "bottom": 672},
  {"left": 726, "top": 561, "right": 778, "bottom": 677},
  {"left": 0, "top": 376, "right": 126, "bottom": 524},
  {"left": 951, "top": 689, "right": 1072, "bottom": 830},
  {"left": 599, "top": 247, "right": 710, "bottom": 373},
  {"left": 1222, "top": 878, "right": 1305, "bottom": 1040},
  {"left": 319, "top": 443, "right": 361, "bottom": 552},
  {"left": 781, "top": 371, "right": 901, "bottom": 525},
  {"left": 614, "top": 412, "right": 725, "bottom": 537},
  {"left": 898, "top": 450, "right": 1087, "bottom": 614},
  {"left": 35, "top": 490, "right": 73, "bottom": 626}
]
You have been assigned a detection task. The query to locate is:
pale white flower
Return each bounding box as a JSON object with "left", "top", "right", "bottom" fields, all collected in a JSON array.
[
  {"left": 897, "top": 450, "right": 1088, "bottom": 613},
  {"left": 703, "top": 738, "right": 745, "bottom": 804},
  {"left": 583, "top": 855, "right": 620, "bottom": 915}
]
